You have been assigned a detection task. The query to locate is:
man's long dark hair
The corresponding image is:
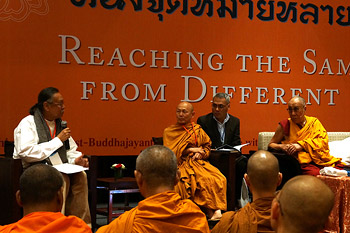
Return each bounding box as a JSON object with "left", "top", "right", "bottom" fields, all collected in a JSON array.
[{"left": 29, "top": 87, "right": 59, "bottom": 115}]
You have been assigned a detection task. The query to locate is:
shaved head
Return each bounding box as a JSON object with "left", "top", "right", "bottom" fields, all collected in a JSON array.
[
  {"left": 177, "top": 102, "right": 193, "bottom": 112},
  {"left": 288, "top": 96, "right": 306, "bottom": 107},
  {"left": 136, "top": 145, "right": 178, "bottom": 189},
  {"left": 19, "top": 164, "right": 63, "bottom": 205},
  {"left": 247, "top": 150, "right": 280, "bottom": 192},
  {"left": 279, "top": 175, "right": 334, "bottom": 233},
  {"left": 176, "top": 102, "right": 195, "bottom": 125}
]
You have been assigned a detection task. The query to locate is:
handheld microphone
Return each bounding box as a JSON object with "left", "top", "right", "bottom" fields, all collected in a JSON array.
[
  {"left": 61, "top": 120, "right": 67, "bottom": 129},
  {"left": 61, "top": 121, "right": 70, "bottom": 150}
]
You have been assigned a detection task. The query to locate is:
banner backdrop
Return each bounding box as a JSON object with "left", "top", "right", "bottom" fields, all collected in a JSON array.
[{"left": 1, "top": 0, "right": 350, "bottom": 155}]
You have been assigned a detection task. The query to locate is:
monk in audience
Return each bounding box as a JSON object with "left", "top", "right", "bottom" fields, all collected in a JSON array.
[
  {"left": 212, "top": 150, "right": 282, "bottom": 233},
  {"left": 268, "top": 96, "right": 342, "bottom": 178},
  {"left": 96, "top": 145, "right": 210, "bottom": 233},
  {"left": 0, "top": 164, "right": 91, "bottom": 233},
  {"left": 271, "top": 175, "right": 334, "bottom": 233},
  {"left": 163, "top": 102, "right": 226, "bottom": 220}
]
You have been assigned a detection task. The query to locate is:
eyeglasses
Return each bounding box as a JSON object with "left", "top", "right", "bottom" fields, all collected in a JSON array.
[
  {"left": 47, "top": 102, "right": 64, "bottom": 108},
  {"left": 286, "top": 107, "right": 303, "bottom": 113},
  {"left": 212, "top": 103, "right": 227, "bottom": 109}
]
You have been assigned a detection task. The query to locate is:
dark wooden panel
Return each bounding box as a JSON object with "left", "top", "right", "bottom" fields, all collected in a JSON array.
[
  {"left": 89, "top": 155, "right": 139, "bottom": 230},
  {"left": 209, "top": 150, "right": 240, "bottom": 211},
  {"left": 0, "top": 157, "right": 22, "bottom": 225}
]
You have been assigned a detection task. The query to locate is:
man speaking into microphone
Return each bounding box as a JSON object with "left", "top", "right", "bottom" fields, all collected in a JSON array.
[{"left": 13, "top": 87, "right": 91, "bottom": 225}]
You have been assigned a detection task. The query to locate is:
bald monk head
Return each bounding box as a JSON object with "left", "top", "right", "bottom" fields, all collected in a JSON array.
[
  {"left": 287, "top": 96, "right": 306, "bottom": 126},
  {"left": 244, "top": 150, "right": 282, "bottom": 200},
  {"left": 16, "top": 164, "right": 64, "bottom": 216},
  {"left": 176, "top": 102, "right": 195, "bottom": 125},
  {"left": 271, "top": 175, "right": 334, "bottom": 233},
  {"left": 135, "top": 145, "right": 180, "bottom": 198}
]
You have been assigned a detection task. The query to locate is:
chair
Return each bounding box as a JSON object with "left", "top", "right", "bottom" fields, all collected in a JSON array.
[
  {"left": 257, "top": 132, "right": 350, "bottom": 188},
  {"left": 4, "top": 140, "right": 15, "bottom": 158},
  {"left": 258, "top": 132, "right": 350, "bottom": 150},
  {"left": 152, "top": 137, "right": 163, "bottom": 145}
]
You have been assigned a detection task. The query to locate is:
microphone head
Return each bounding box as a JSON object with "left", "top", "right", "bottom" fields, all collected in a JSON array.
[{"left": 61, "top": 120, "right": 68, "bottom": 128}]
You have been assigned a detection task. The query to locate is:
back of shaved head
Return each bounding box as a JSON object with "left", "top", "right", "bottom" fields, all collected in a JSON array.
[
  {"left": 20, "top": 164, "right": 63, "bottom": 205},
  {"left": 247, "top": 150, "right": 280, "bottom": 192},
  {"left": 136, "top": 145, "right": 178, "bottom": 189},
  {"left": 280, "top": 175, "right": 334, "bottom": 233}
]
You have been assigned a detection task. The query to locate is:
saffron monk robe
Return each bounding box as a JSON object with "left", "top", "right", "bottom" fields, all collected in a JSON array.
[
  {"left": 163, "top": 102, "right": 227, "bottom": 220},
  {"left": 269, "top": 96, "right": 343, "bottom": 177},
  {"left": 0, "top": 164, "right": 91, "bottom": 233},
  {"left": 212, "top": 150, "right": 282, "bottom": 233},
  {"left": 96, "top": 145, "right": 210, "bottom": 233}
]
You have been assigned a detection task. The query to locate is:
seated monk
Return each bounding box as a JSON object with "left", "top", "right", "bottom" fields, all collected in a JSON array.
[
  {"left": 212, "top": 150, "right": 282, "bottom": 233},
  {"left": 268, "top": 96, "right": 342, "bottom": 177},
  {"left": 163, "top": 102, "right": 227, "bottom": 220},
  {"left": 96, "top": 145, "right": 210, "bottom": 233},
  {"left": 0, "top": 164, "right": 91, "bottom": 233},
  {"left": 271, "top": 175, "right": 334, "bottom": 233}
]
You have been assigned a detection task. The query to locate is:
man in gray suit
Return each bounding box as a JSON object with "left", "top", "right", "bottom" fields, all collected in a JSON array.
[{"left": 197, "top": 93, "right": 241, "bottom": 148}]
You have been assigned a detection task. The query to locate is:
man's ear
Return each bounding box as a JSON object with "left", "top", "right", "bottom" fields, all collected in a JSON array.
[
  {"left": 277, "top": 172, "right": 283, "bottom": 186},
  {"left": 43, "top": 101, "right": 50, "bottom": 112},
  {"left": 16, "top": 190, "right": 23, "bottom": 207},
  {"left": 174, "top": 169, "right": 181, "bottom": 185},
  {"left": 270, "top": 199, "right": 280, "bottom": 230},
  {"left": 244, "top": 173, "right": 250, "bottom": 187},
  {"left": 57, "top": 187, "right": 64, "bottom": 212},
  {"left": 271, "top": 199, "right": 280, "bottom": 220},
  {"left": 191, "top": 111, "right": 195, "bottom": 119},
  {"left": 134, "top": 170, "right": 143, "bottom": 188}
]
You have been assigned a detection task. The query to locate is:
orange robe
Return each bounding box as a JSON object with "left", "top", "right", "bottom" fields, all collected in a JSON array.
[
  {"left": 281, "top": 116, "right": 341, "bottom": 166},
  {"left": 163, "top": 123, "right": 227, "bottom": 211},
  {"left": 0, "top": 212, "right": 92, "bottom": 233},
  {"left": 96, "top": 191, "right": 210, "bottom": 233},
  {"left": 211, "top": 197, "right": 275, "bottom": 233}
]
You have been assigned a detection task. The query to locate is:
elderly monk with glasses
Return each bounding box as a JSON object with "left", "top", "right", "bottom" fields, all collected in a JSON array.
[{"left": 268, "top": 96, "right": 342, "bottom": 180}]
